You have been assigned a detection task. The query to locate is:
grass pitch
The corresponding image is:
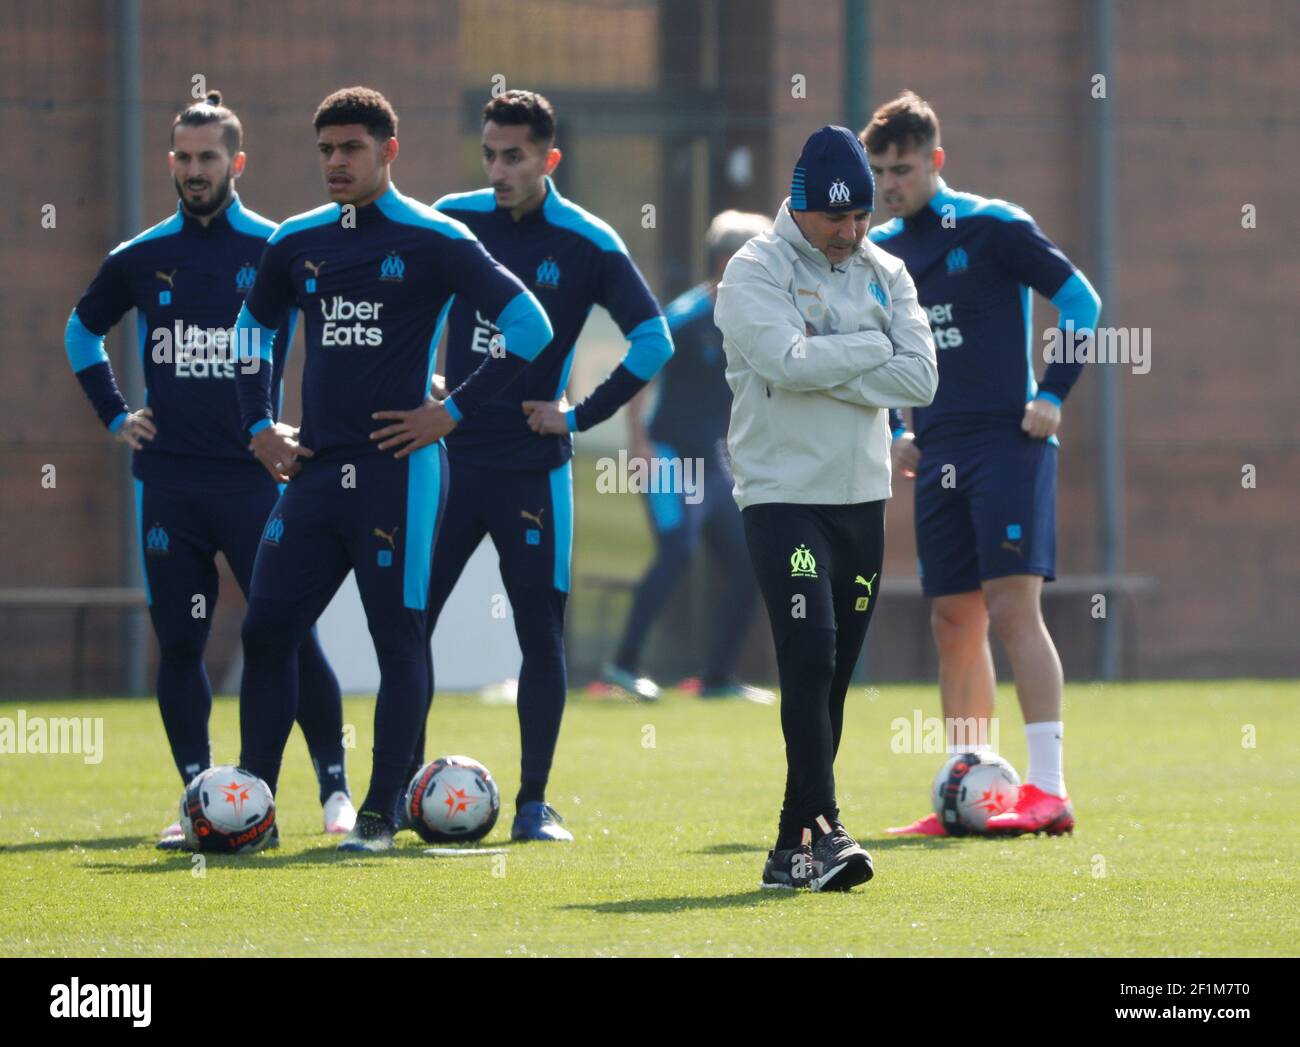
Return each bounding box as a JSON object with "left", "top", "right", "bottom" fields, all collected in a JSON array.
[{"left": 1, "top": 680, "right": 1296, "bottom": 957}]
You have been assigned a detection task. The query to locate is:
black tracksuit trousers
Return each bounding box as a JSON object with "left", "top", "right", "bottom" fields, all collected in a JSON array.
[{"left": 742, "top": 499, "right": 885, "bottom": 847}]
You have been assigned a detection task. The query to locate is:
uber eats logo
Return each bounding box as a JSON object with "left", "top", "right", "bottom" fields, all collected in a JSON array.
[{"left": 320, "top": 297, "right": 384, "bottom": 347}]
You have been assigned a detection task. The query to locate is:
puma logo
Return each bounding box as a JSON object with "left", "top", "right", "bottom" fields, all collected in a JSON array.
[
  {"left": 373, "top": 526, "right": 398, "bottom": 550},
  {"left": 520, "top": 508, "right": 545, "bottom": 529},
  {"left": 1001, "top": 539, "right": 1023, "bottom": 556},
  {"left": 304, "top": 260, "right": 324, "bottom": 278},
  {"left": 797, "top": 286, "right": 824, "bottom": 302},
  {"left": 855, "top": 573, "right": 878, "bottom": 595},
  {"left": 155, "top": 269, "right": 176, "bottom": 288}
]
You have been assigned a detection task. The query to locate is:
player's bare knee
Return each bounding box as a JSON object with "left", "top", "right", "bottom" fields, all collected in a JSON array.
[
  {"left": 984, "top": 592, "right": 1042, "bottom": 645},
  {"left": 930, "top": 593, "right": 986, "bottom": 647}
]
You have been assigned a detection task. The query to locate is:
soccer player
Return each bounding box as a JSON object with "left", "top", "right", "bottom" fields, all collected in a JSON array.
[
  {"left": 64, "top": 91, "right": 354, "bottom": 848},
  {"left": 715, "top": 126, "right": 938, "bottom": 889},
  {"left": 233, "top": 87, "right": 552, "bottom": 853},
  {"left": 373, "top": 89, "right": 671, "bottom": 841},
  {"left": 602, "top": 210, "right": 773, "bottom": 704},
  {"left": 862, "top": 91, "right": 1101, "bottom": 837}
]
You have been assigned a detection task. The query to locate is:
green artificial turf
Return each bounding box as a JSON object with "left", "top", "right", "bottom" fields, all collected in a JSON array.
[{"left": 1, "top": 681, "right": 1295, "bottom": 956}]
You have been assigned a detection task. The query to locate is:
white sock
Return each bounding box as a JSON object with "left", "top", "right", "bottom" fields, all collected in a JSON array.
[
  {"left": 1024, "top": 721, "right": 1065, "bottom": 796},
  {"left": 946, "top": 718, "right": 995, "bottom": 755}
]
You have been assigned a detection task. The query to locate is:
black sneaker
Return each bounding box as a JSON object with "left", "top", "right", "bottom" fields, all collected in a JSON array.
[
  {"left": 810, "top": 823, "right": 873, "bottom": 891},
  {"left": 761, "top": 845, "right": 817, "bottom": 889},
  {"left": 337, "top": 811, "right": 396, "bottom": 853}
]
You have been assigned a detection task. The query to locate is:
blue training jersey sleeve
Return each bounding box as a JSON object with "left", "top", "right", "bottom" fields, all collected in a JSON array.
[
  {"left": 440, "top": 238, "right": 552, "bottom": 422},
  {"left": 567, "top": 249, "right": 672, "bottom": 433},
  {"left": 235, "top": 235, "right": 295, "bottom": 437},
  {"left": 994, "top": 215, "right": 1100, "bottom": 405},
  {"left": 67, "top": 251, "right": 135, "bottom": 431}
]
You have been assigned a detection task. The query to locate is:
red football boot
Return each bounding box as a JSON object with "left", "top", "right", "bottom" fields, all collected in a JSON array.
[
  {"left": 885, "top": 812, "right": 948, "bottom": 836},
  {"left": 983, "top": 783, "right": 1075, "bottom": 836}
]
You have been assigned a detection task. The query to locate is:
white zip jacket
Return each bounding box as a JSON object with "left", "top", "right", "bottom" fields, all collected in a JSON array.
[{"left": 715, "top": 199, "right": 938, "bottom": 509}]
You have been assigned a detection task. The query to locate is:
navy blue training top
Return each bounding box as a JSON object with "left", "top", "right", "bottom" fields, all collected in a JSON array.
[
  {"left": 67, "top": 192, "right": 294, "bottom": 487},
  {"left": 433, "top": 176, "right": 672, "bottom": 472},
  {"left": 235, "top": 183, "right": 552, "bottom": 460},
  {"left": 869, "top": 178, "right": 1100, "bottom": 446}
]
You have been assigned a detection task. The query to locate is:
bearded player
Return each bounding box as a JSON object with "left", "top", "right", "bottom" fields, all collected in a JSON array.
[{"left": 65, "top": 91, "right": 354, "bottom": 847}]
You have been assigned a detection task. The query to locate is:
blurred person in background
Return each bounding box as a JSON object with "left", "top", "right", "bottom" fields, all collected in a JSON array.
[{"left": 602, "top": 209, "right": 775, "bottom": 705}]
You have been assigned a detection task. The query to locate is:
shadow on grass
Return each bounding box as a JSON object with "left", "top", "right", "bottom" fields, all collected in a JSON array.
[
  {"left": 694, "top": 836, "right": 979, "bottom": 857},
  {"left": 78, "top": 835, "right": 528, "bottom": 873},
  {"left": 858, "top": 835, "right": 977, "bottom": 850},
  {"left": 692, "top": 841, "right": 768, "bottom": 856},
  {"left": 0, "top": 836, "right": 152, "bottom": 854},
  {"left": 561, "top": 890, "right": 800, "bottom": 915}
]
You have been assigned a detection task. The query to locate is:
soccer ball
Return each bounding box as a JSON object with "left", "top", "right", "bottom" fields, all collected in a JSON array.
[
  {"left": 179, "top": 765, "right": 276, "bottom": 853},
  {"left": 405, "top": 755, "right": 501, "bottom": 843},
  {"left": 931, "top": 752, "right": 1020, "bottom": 835}
]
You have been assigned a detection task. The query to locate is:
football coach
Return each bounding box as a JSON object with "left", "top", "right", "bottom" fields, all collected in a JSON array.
[{"left": 714, "top": 125, "right": 937, "bottom": 891}]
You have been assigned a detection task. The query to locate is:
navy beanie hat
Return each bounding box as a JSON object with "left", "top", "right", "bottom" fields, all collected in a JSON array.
[{"left": 790, "top": 125, "right": 875, "bottom": 212}]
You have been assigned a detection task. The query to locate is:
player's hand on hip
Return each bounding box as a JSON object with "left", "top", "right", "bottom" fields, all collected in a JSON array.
[
  {"left": 521, "top": 397, "right": 571, "bottom": 435},
  {"left": 250, "top": 422, "right": 313, "bottom": 482},
  {"left": 113, "top": 407, "right": 156, "bottom": 451},
  {"left": 1022, "top": 397, "right": 1061, "bottom": 440},
  {"left": 891, "top": 430, "right": 920, "bottom": 479},
  {"left": 371, "top": 397, "right": 457, "bottom": 458}
]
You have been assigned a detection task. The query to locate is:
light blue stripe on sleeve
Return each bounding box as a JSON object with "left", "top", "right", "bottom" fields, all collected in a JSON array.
[
  {"left": 65, "top": 311, "right": 109, "bottom": 373},
  {"left": 496, "top": 290, "right": 553, "bottom": 362},
  {"left": 403, "top": 444, "right": 443, "bottom": 609},
  {"left": 235, "top": 303, "right": 277, "bottom": 364},
  {"left": 550, "top": 460, "right": 573, "bottom": 593},
  {"left": 1050, "top": 270, "right": 1102, "bottom": 334},
  {"left": 622, "top": 315, "right": 673, "bottom": 381}
]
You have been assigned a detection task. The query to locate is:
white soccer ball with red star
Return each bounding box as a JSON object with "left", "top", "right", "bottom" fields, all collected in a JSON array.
[
  {"left": 931, "top": 752, "right": 1020, "bottom": 835},
  {"left": 179, "top": 765, "right": 276, "bottom": 853},
  {"left": 405, "top": 755, "right": 501, "bottom": 843}
]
